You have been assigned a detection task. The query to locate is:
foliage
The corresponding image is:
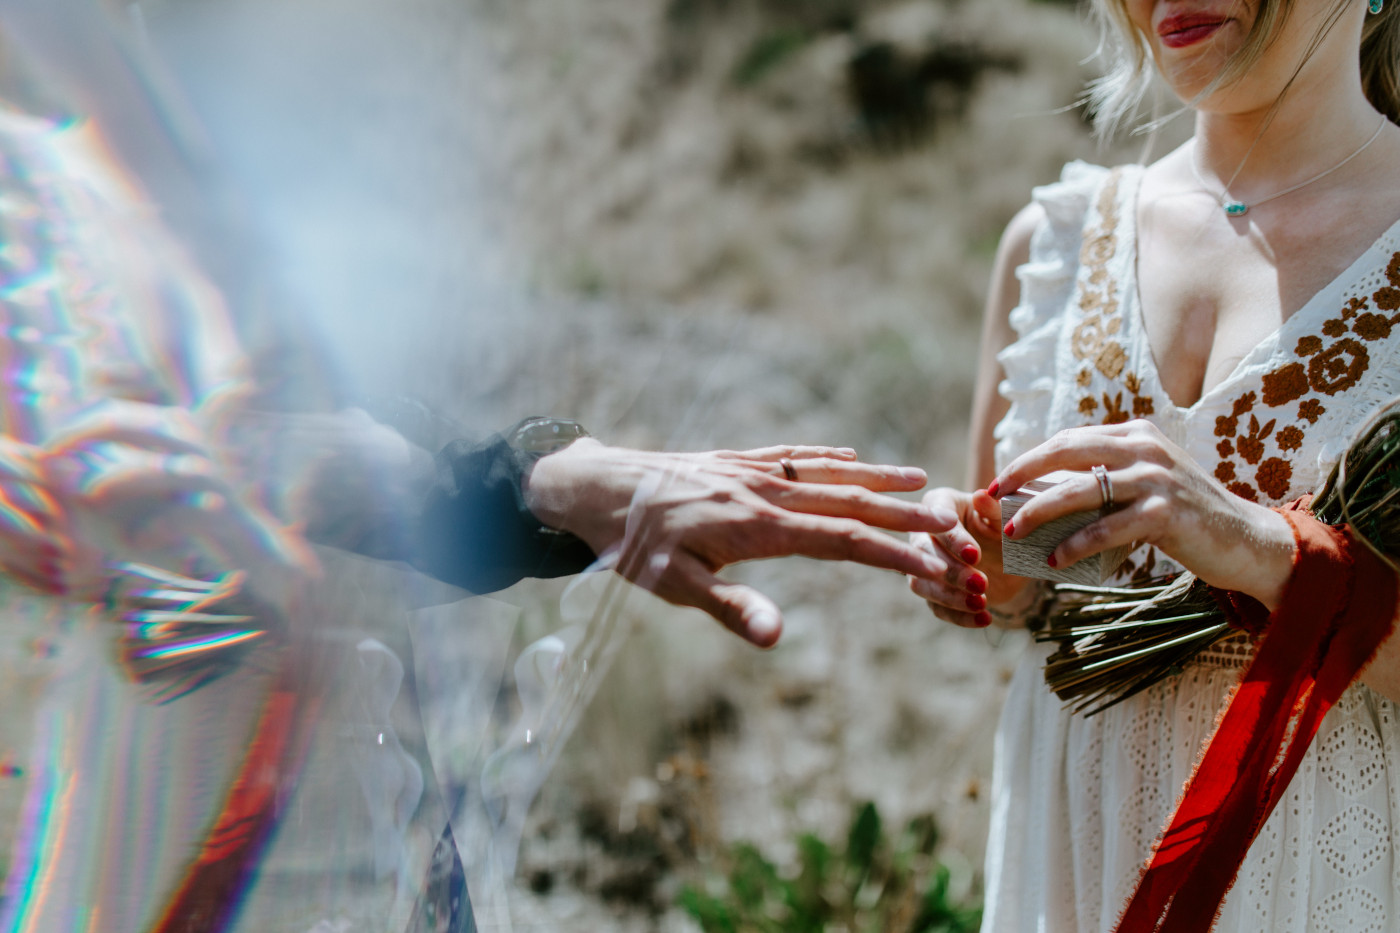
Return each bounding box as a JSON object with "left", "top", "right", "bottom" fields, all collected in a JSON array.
[
  {"left": 679, "top": 802, "right": 982, "bottom": 933},
  {"left": 731, "top": 29, "right": 811, "bottom": 87}
]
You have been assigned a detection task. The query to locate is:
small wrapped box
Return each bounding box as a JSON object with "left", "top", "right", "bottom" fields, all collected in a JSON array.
[{"left": 1000, "top": 471, "right": 1131, "bottom": 585}]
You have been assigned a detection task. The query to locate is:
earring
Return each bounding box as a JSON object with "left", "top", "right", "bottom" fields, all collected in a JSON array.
[{"left": 1372, "top": 0, "right": 1385, "bottom": 14}]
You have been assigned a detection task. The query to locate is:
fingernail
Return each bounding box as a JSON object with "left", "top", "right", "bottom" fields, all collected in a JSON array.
[
  {"left": 1003, "top": 521, "right": 1015, "bottom": 537},
  {"left": 965, "top": 594, "right": 986, "bottom": 611},
  {"left": 974, "top": 611, "right": 993, "bottom": 628},
  {"left": 837, "top": 448, "right": 857, "bottom": 458},
  {"left": 966, "top": 573, "right": 986, "bottom": 595},
  {"left": 899, "top": 467, "right": 926, "bottom": 482},
  {"left": 960, "top": 545, "right": 980, "bottom": 564},
  {"left": 987, "top": 481, "right": 1000, "bottom": 499},
  {"left": 1047, "top": 554, "right": 1058, "bottom": 568},
  {"left": 748, "top": 609, "right": 780, "bottom": 642}
]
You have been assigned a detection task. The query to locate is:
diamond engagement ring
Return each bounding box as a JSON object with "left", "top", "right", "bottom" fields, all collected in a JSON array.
[{"left": 1091, "top": 464, "right": 1114, "bottom": 510}]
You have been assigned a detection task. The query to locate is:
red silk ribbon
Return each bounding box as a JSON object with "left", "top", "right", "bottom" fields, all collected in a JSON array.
[{"left": 1115, "top": 499, "right": 1399, "bottom": 932}]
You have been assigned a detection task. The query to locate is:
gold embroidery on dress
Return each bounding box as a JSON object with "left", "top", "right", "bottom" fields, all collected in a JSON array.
[{"left": 1070, "top": 169, "right": 1153, "bottom": 425}]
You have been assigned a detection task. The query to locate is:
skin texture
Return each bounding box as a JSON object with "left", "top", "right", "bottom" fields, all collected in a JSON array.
[
  {"left": 911, "top": 0, "right": 1400, "bottom": 700},
  {"left": 526, "top": 438, "right": 957, "bottom": 647}
]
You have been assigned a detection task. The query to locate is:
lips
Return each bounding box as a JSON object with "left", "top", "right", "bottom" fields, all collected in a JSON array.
[{"left": 1157, "top": 12, "right": 1229, "bottom": 49}]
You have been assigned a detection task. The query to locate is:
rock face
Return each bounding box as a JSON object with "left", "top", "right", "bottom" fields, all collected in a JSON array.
[{"left": 136, "top": 0, "right": 1154, "bottom": 928}]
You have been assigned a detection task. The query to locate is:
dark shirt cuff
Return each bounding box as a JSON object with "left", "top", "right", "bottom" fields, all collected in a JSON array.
[{"left": 407, "top": 432, "right": 598, "bottom": 593}]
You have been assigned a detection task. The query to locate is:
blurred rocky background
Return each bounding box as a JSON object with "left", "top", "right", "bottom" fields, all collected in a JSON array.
[{"left": 134, "top": 0, "right": 1160, "bottom": 928}]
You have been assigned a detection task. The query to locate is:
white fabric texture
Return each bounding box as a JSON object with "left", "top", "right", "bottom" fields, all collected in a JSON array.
[{"left": 982, "top": 161, "right": 1400, "bottom": 933}]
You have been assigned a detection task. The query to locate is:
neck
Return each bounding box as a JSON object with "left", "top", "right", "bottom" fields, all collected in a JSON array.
[{"left": 1192, "top": 48, "right": 1381, "bottom": 198}]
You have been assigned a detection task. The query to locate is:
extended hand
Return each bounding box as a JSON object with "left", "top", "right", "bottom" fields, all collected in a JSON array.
[
  {"left": 990, "top": 420, "right": 1295, "bottom": 608},
  {"left": 526, "top": 440, "right": 957, "bottom": 647},
  {"left": 907, "top": 485, "right": 1029, "bottom": 628}
]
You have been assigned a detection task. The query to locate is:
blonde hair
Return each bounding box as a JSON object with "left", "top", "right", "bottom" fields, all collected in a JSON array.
[{"left": 1085, "top": 0, "right": 1400, "bottom": 138}]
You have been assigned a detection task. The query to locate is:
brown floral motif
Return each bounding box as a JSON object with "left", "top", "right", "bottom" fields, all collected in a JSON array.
[
  {"left": 1373, "top": 252, "right": 1400, "bottom": 310},
  {"left": 1079, "top": 396, "right": 1099, "bottom": 416},
  {"left": 1295, "top": 335, "right": 1323, "bottom": 356},
  {"left": 1298, "top": 398, "right": 1326, "bottom": 423},
  {"left": 1227, "top": 482, "right": 1259, "bottom": 503},
  {"left": 1216, "top": 461, "right": 1237, "bottom": 483},
  {"left": 1129, "top": 547, "right": 1159, "bottom": 586},
  {"left": 1217, "top": 439, "right": 1234, "bottom": 458},
  {"left": 1081, "top": 234, "right": 1116, "bottom": 267},
  {"left": 1255, "top": 458, "right": 1293, "bottom": 501},
  {"left": 1232, "top": 393, "right": 1256, "bottom": 416},
  {"left": 1275, "top": 425, "right": 1304, "bottom": 452},
  {"left": 1072, "top": 318, "right": 1106, "bottom": 360},
  {"left": 1261, "top": 362, "right": 1309, "bottom": 407},
  {"left": 1096, "top": 341, "right": 1128, "bottom": 380},
  {"left": 1235, "top": 413, "right": 1275, "bottom": 465},
  {"left": 1102, "top": 393, "right": 1129, "bottom": 424},
  {"left": 1307, "top": 338, "right": 1369, "bottom": 395},
  {"left": 1353, "top": 311, "right": 1400, "bottom": 342},
  {"left": 1322, "top": 318, "right": 1348, "bottom": 338},
  {"left": 1076, "top": 368, "right": 1092, "bottom": 387},
  {"left": 1341, "top": 296, "right": 1369, "bottom": 320},
  {"left": 1124, "top": 373, "right": 1141, "bottom": 394},
  {"left": 1133, "top": 395, "right": 1155, "bottom": 417},
  {"left": 1215, "top": 413, "right": 1239, "bottom": 438}
]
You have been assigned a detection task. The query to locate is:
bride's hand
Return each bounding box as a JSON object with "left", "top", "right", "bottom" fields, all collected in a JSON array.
[
  {"left": 908, "top": 485, "right": 1028, "bottom": 628},
  {"left": 991, "top": 420, "right": 1295, "bottom": 608}
]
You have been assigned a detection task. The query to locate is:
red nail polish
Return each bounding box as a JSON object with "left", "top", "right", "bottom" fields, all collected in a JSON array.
[
  {"left": 987, "top": 481, "right": 1000, "bottom": 499},
  {"left": 965, "top": 594, "right": 986, "bottom": 611},
  {"left": 1003, "top": 521, "right": 1015, "bottom": 537},
  {"left": 966, "top": 573, "right": 987, "bottom": 595},
  {"left": 1047, "top": 554, "right": 1058, "bottom": 568},
  {"left": 961, "top": 545, "right": 980, "bottom": 564},
  {"left": 974, "top": 611, "right": 993, "bottom": 628}
]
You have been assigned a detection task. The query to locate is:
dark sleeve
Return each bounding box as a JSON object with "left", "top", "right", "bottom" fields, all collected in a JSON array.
[{"left": 403, "top": 432, "right": 598, "bottom": 593}]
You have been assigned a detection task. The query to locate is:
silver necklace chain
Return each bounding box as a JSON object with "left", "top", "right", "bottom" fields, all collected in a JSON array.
[{"left": 1190, "top": 118, "right": 1388, "bottom": 218}]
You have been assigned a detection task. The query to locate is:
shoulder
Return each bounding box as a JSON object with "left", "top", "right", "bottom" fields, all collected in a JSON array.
[{"left": 995, "top": 202, "right": 1045, "bottom": 273}]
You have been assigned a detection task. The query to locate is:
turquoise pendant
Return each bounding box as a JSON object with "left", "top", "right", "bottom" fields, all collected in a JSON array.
[{"left": 1224, "top": 200, "right": 1248, "bottom": 217}]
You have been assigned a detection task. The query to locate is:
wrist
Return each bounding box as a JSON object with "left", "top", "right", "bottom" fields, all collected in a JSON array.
[
  {"left": 522, "top": 437, "right": 601, "bottom": 532},
  {"left": 1236, "top": 507, "right": 1298, "bottom": 611}
]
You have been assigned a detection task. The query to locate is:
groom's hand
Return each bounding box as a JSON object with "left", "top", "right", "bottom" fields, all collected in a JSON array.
[{"left": 525, "top": 440, "right": 956, "bottom": 647}]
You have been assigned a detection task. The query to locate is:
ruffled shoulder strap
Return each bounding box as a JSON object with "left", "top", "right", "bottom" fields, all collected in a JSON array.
[{"left": 993, "top": 161, "right": 1117, "bottom": 469}]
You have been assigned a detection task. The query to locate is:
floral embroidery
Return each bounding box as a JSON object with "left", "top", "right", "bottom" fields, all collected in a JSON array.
[
  {"left": 1374, "top": 254, "right": 1400, "bottom": 310},
  {"left": 1256, "top": 458, "right": 1292, "bottom": 500},
  {"left": 1307, "top": 338, "right": 1369, "bottom": 395},
  {"left": 1212, "top": 250, "right": 1400, "bottom": 503},
  {"left": 1275, "top": 425, "right": 1304, "bottom": 451},
  {"left": 1235, "top": 414, "right": 1275, "bottom": 465},
  {"left": 1261, "top": 363, "right": 1308, "bottom": 407},
  {"left": 1228, "top": 482, "right": 1259, "bottom": 503},
  {"left": 1067, "top": 170, "right": 1156, "bottom": 426}
]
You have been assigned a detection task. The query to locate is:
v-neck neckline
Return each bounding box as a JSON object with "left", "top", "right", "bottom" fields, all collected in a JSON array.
[{"left": 1118, "top": 163, "right": 1400, "bottom": 418}]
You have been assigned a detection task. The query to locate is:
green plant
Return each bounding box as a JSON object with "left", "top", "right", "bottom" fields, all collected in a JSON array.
[
  {"left": 730, "top": 29, "right": 810, "bottom": 87},
  {"left": 679, "top": 802, "right": 981, "bottom": 933}
]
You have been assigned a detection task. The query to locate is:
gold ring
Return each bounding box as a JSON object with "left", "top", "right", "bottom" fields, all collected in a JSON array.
[{"left": 780, "top": 458, "right": 798, "bottom": 482}]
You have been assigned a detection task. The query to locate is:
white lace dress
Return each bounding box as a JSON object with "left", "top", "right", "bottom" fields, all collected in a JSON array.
[{"left": 983, "top": 161, "right": 1400, "bottom": 933}]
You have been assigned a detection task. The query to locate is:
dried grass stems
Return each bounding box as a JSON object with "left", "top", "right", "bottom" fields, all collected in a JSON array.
[{"left": 1039, "top": 398, "right": 1400, "bottom": 715}]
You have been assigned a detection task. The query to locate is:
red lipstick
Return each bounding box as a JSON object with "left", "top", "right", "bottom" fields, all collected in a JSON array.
[{"left": 1157, "top": 12, "right": 1228, "bottom": 49}]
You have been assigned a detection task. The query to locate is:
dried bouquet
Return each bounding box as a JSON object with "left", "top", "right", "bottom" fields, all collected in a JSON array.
[{"left": 1037, "top": 398, "right": 1400, "bottom": 715}]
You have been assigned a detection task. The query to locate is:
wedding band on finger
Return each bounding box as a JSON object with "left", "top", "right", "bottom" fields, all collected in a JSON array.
[
  {"left": 1091, "top": 464, "right": 1114, "bottom": 510},
  {"left": 779, "top": 458, "right": 798, "bottom": 482}
]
